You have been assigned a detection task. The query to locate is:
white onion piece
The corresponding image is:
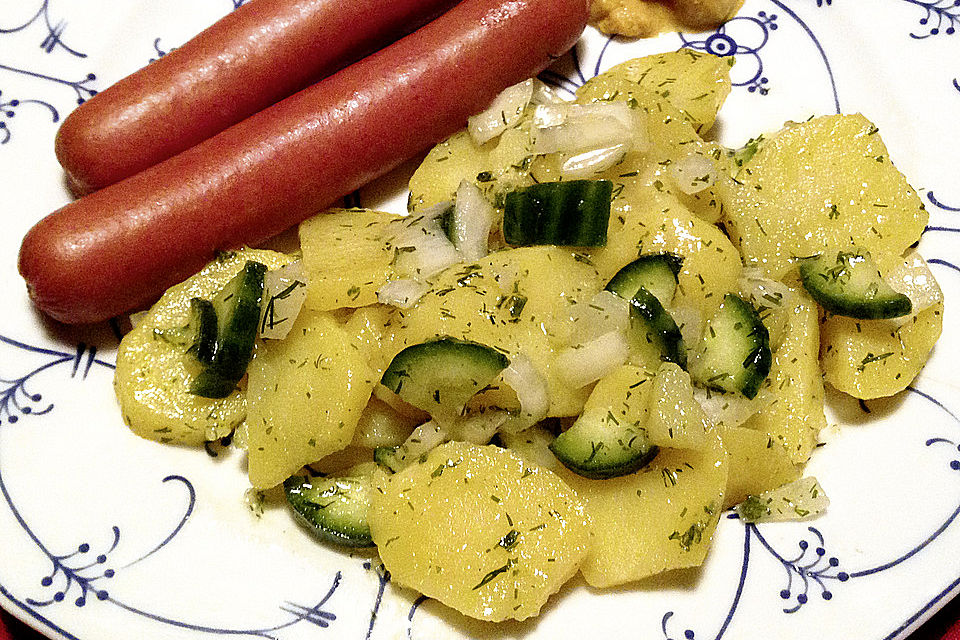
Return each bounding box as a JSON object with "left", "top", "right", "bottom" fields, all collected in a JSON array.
[
  {"left": 692, "top": 385, "right": 773, "bottom": 428},
  {"left": 668, "top": 152, "right": 718, "bottom": 195},
  {"left": 259, "top": 260, "right": 308, "bottom": 340},
  {"left": 566, "top": 290, "right": 631, "bottom": 345},
  {"left": 734, "top": 477, "right": 829, "bottom": 523},
  {"left": 886, "top": 250, "right": 943, "bottom": 324},
  {"left": 530, "top": 79, "right": 566, "bottom": 105},
  {"left": 561, "top": 143, "right": 630, "bottom": 179},
  {"left": 500, "top": 353, "right": 550, "bottom": 432},
  {"left": 453, "top": 180, "right": 495, "bottom": 261},
  {"left": 737, "top": 271, "right": 796, "bottom": 349},
  {"left": 532, "top": 102, "right": 634, "bottom": 155},
  {"left": 556, "top": 330, "right": 630, "bottom": 389},
  {"left": 392, "top": 213, "right": 461, "bottom": 279},
  {"left": 468, "top": 79, "right": 534, "bottom": 145},
  {"left": 451, "top": 411, "right": 509, "bottom": 444},
  {"left": 377, "top": 278, "right": 430, "bottom": 309}
]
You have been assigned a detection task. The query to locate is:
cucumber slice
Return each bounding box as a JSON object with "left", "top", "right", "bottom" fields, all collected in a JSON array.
[
  {"left": 503, "top": 180, "right": 612, "bottom": 247},
  {"left": 689, "top": 294, "right": 771, "bottom": 399},
  {"left": 380, "top": 338, "right": 510, "bottom": 417},
  {"left": 605, "top": 253, "right": 683, "bottom": 305},
  {"left": 798, "top": 249, "right": 911, "bottom": 319},
  {"left": 549, "top": 407, "right": 659, "bottom": 479},
  {"left": 284, "top": 474, "right": 374, "bottom": 548},
  {"left": 157, "top": 297, "right": 218, "bottom": 364},
  {"left": 190, "top": 261, "right": 267, "bottom": 398},
  {"left": 627, "top": 287, "right": 687, "bottom": 368}
]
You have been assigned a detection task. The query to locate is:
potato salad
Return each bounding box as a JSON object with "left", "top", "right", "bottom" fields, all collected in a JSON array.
[{"left": 114, "top": 50, "right": 943, "bottom": 622}]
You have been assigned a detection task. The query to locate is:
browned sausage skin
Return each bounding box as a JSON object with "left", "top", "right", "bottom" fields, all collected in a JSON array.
[
  {"left": 55, "top": 0, "right": 461, "bottom": 195},
  {"left": 21, "top": 0, "right": 589, "bottom": 324}
]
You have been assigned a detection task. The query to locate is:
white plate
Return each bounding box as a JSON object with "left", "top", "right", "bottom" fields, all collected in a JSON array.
[{"left": 2, "top": 1, "right": 960, "bottom": 638}]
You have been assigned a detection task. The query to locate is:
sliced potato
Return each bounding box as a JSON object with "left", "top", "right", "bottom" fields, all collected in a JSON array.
[
  {"left": 575, "top": 49, "right": 733, "bottom": 134},
  {"left": 558, "top": 431, "right": 727, "bottom": 587},
  {"left": 821, "top": 302, "right": 943, "bottom": 399},
  {"left": 385, "top": 246, "right": 603, "bottom": 417},
  {"left": 246, "top": 309, "right": 377, "bottom": 488},
  {"left": 369, "top": 442, "right": 591, "bottom": 621},
  {"left": 299, "top": 209, "right": 406, "bottom": 310},
  {"left": 115, "top": 249, "right": 291, "bottom": 446},
  {"left": 721, "top": 114, "right": 928, "bottom": 279},
  {"left": 717, "top": 425, "right": 800, "bottom": 508},
  {"left": 741, "top": 287, "right": 824, "bottom": 464}
]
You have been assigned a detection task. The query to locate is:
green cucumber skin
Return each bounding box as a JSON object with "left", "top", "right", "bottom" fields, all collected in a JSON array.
[
  {"left": 628, "top": 287, "right": 687, "bottom": 368},
  {"left": 798, "top": 252, "right": 911, "bottom": 320},
  {"left": 693, "top": 294, "right": 771, "bottom": 400},
  {"left": 503, "top": 180, "right": 612, "bottom": 247},
  {"left": 186, "top": 297, "right": 218, "bottom": 365},
  {"left": 190, "top": 261, "right": 267, "bottom": 398},
  {"left": 549, "top": 412, "right": 659, "bottom": 479},
  {"left": 283, "top": 475, "right": 374, "bottom": 548},
  {"left": 380, "top": 337, "right": 509, "bottom": 413},
  {"left": 605, "top": 253, "right": 683, "bottom": 304}
]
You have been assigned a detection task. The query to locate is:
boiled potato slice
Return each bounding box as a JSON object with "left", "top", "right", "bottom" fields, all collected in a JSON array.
[
  {"left": 558, "top": 431, "right": 727, "bottom": 587},
  {"left": 246, "top": 309, "right": 377, "bottom": 488},
  {"left": 386, "top": 246, "right": 602, "bottom": 416},
  {"left": 299, "top": 209, "right": 406, "bottom": 310},
  {"left": 741, "top": 287, "right": 825, "bottom": 464},
  {"left": 575, "top": 49, "right": 733, "bottom": 134},
  {"left": 821, "top": 302, "right": 943, "bottom": 399},
  {"left": 408, "top": 125, "right": 535, "bottom": 213},
  {"left": 722, "top": 114, "right": 928, "bottom": 279},
  {"left": 718, "top": 425, "right": 800, "bottom": 508},
  {"left": 582, "top": 178, "right": 742, "bottom": 318},
  {"left": 583, "top": 364, "right": 656, "bottom": 423},
  {"left": 369, "top": 442, "right": 591, "bottom": 621},
  {"left": 645, "top": 363, "right": 711, "bottom": 450},
  {"left": 115, "top": 249, "right": 291, "bottom": 446}
]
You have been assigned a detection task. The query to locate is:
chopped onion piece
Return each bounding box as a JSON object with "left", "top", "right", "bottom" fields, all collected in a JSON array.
[
  {"left": 392, "top": 211, "right": 461, "bottom": 279},
  {"left": 532, "top": 103, "right": 634, "bottom": 155},
  {"left": 565, "top": 290, "right": 631, "bottom": 345},
  {"left": 668, "top": 152, "right": 718, "bottom": 195},
  {"left": 468, "top": 79, "right": 534, "bottom": 145},
  {"left": 738, "top": 271, "right": 796, "bottom": 349},
  {"left": 556, "top": 330, "right": 630, "bottom": 389},
  {"left": 886, "top": 250, "right": 943, "bottom": 324},
  {"left": 530, "top": 79, "right": 566, "bottom": 105},
  {"left": 450, "top": 411, "right": 509, "bottom": 444},
  {"left": 404, "top": 420, "right": 448, "bottom": 452},
  {"left": 453, "top": 180, "right": 495, "bottom": 261},
  {"left": 500, "top": 353, "right": 549, "bottom": 432},
  {"left": 377, "top": 278, "right": 430, "bottom": 309},
  {"left": 561, "top": 143, "right": 630, "bottom": 179},
  {"left": 734, "top": 477, "right": 829, "bottom": 523},
  {"left": 692, "top": 385, "right": 773, "bottom": 428},
  {"left": 259, "top": 260, "right": 308, "bottom": 340}
]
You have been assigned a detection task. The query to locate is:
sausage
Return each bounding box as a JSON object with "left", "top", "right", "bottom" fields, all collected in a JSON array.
[
  {"left": 20, "top": 0, "right": 589, "bottom": 325},
  {"left": 55, "top": 0, "right": 461, "bottom": 195}
]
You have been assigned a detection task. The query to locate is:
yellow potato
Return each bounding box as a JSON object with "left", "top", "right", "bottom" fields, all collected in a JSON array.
[
  {"left": 299, "top": 209, "right": 406, "bottom": 310},
  {"left": 246, "top": 309, "right": 377, "bottom": 488},
  {"left": 722, "top": 114, "right": 928, "bottom": 279},
  {"left": 558, "top": 432, "right": 727, "bottom": 587},
  {"left": 821, "top": 302, "right": 944, "bottom": 399},
  {"left": 385, "top": 246, "right": 602, "bottom": 416},
  {"left": 576, "top": 49, "right": 733, "bottom": 134},
  {"left": 369, "top": 442, "right": 591, "bottom": 621},
  {"left": 717, "top": 425, "right": 800, "bottom": 508},
  {"left": 741, "top": 288, "right": 825, "bottom": 464},
  {"left": 115, "top": 249, "right": 291, "bottom": 446}
]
